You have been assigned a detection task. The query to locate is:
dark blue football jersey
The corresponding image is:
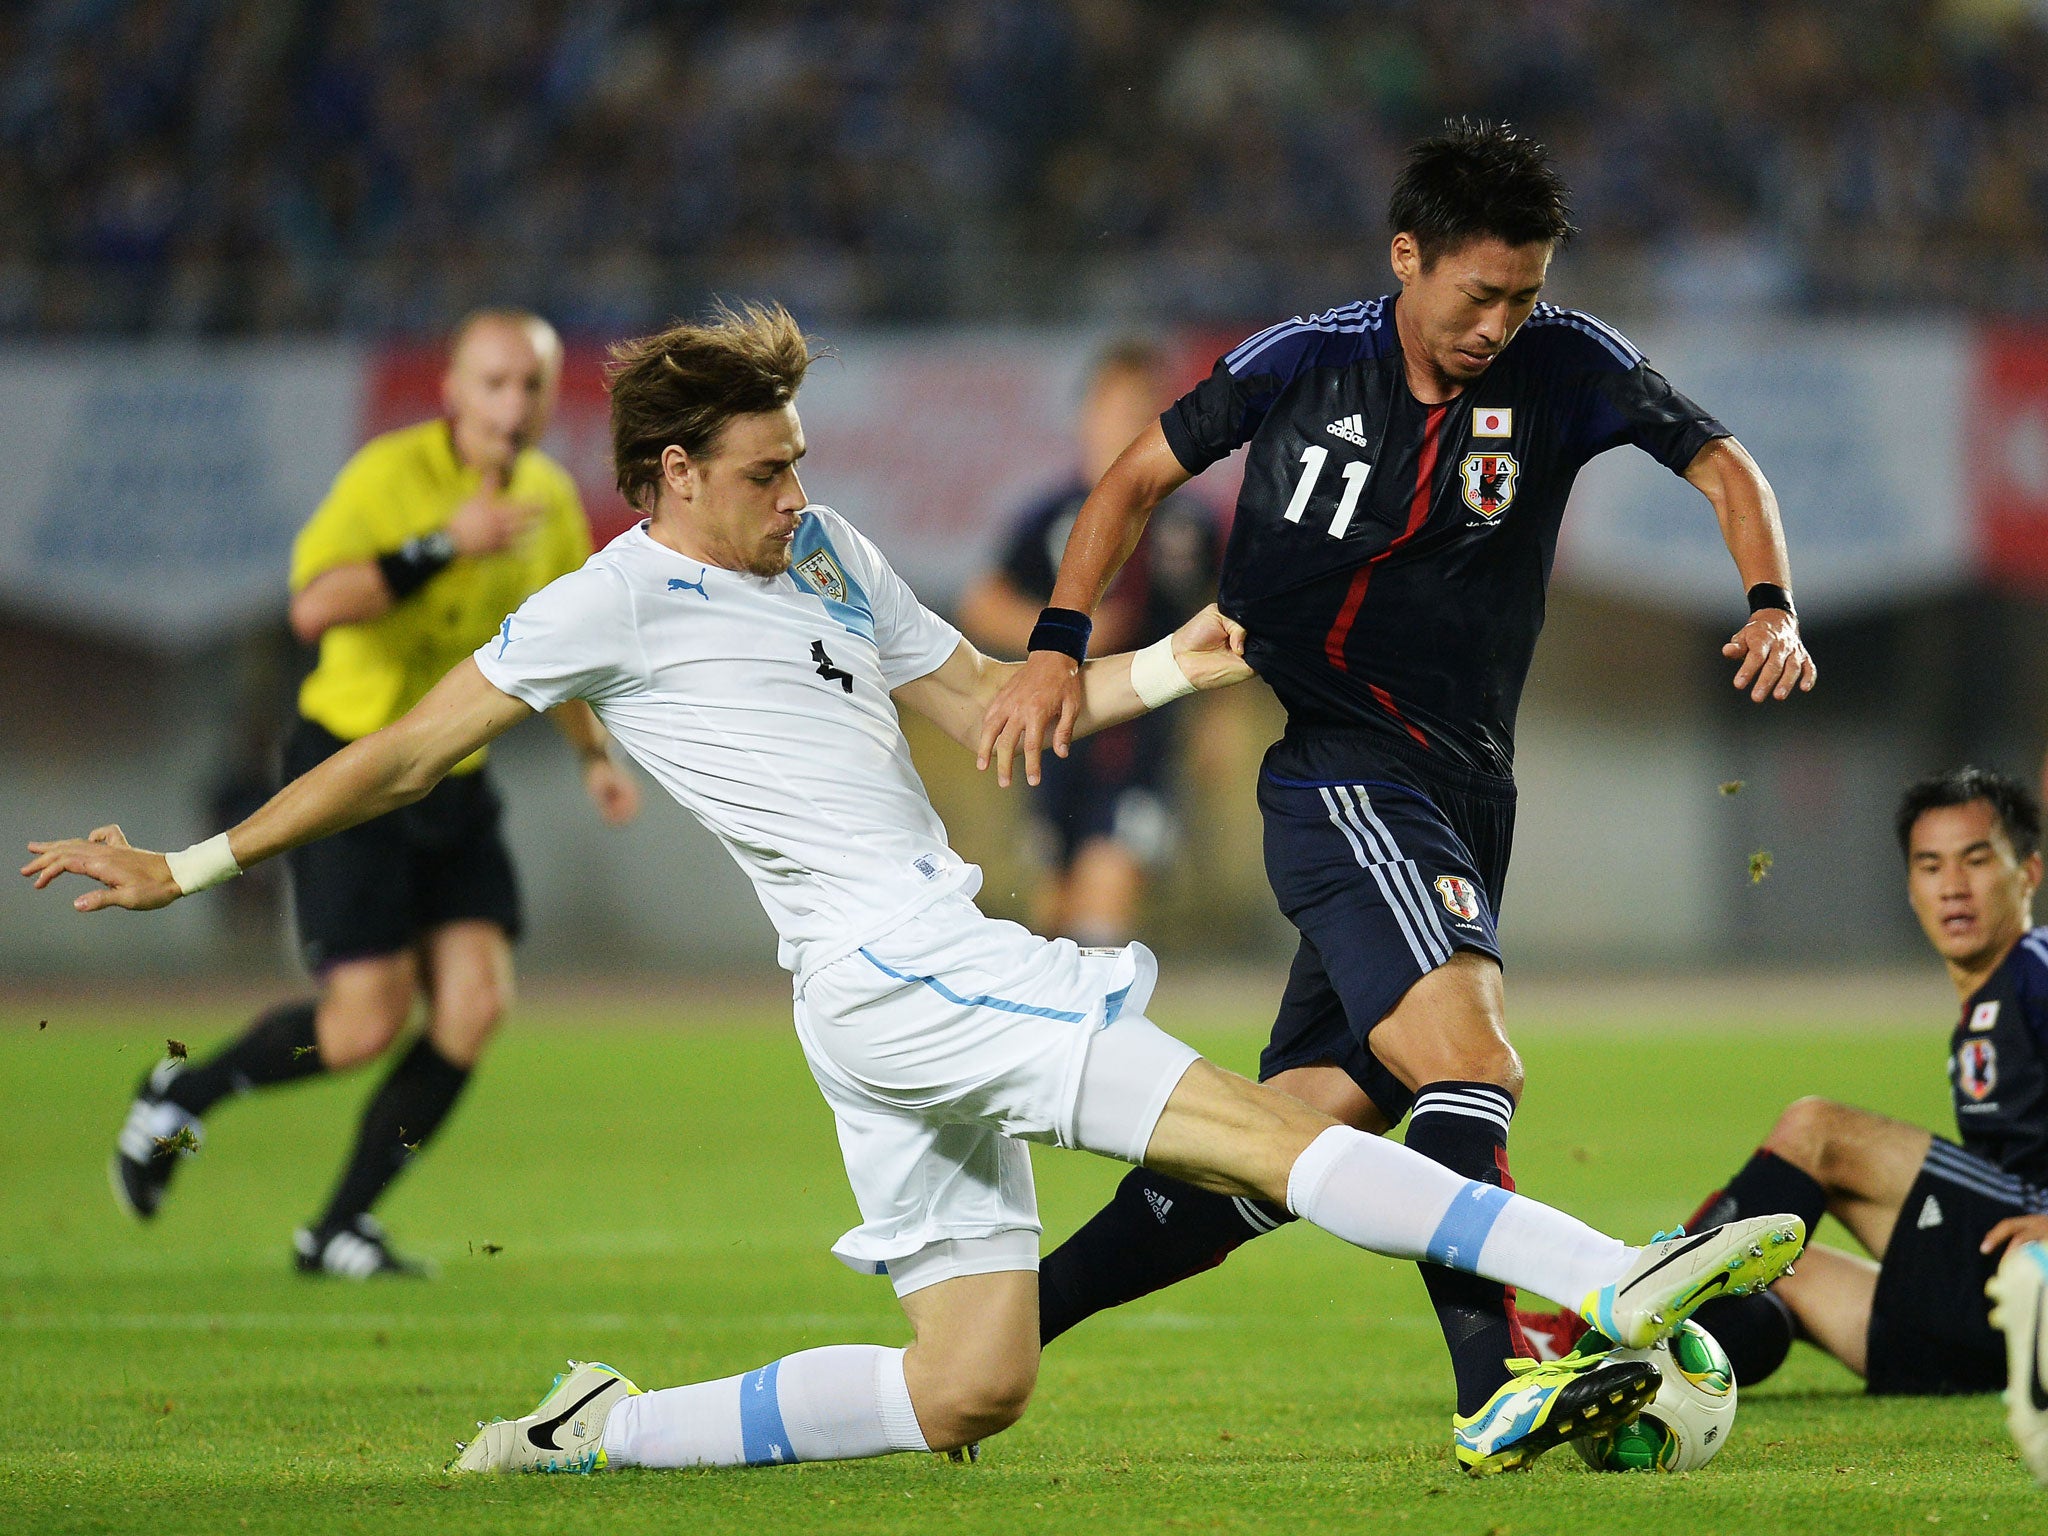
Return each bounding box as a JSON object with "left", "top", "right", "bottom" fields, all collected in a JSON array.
[
  {"left": 1162, "top": 296, "right": 1728, "bottom": 777},
  {"left": 1951, "top": 930, "right": 2048, "bottom": 1186}
]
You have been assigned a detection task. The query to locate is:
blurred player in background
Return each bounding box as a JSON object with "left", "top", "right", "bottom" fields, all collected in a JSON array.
[
  {"left": 1513, "top": 769, "right": 2048, "bottom": 1400},
  {"left": 107, "top": 309, "right": 640, "bottom": 1277},
  {"left": 26, "top": 302, "right": 1804, "bottom": 1479},
  {"left": 955, "top": 341, "right": 1222, "bottom": 944},
  {"left": 981, "top": 119, "right": 1817, "bottom": 1467}
]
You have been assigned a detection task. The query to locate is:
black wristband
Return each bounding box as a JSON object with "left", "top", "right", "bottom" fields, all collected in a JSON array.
[
  {"left": 1027, "top": 606, "right": 1092, "bottom": 663},
  {"left": 376, "top": 531, "right": 457, "bottom": 600},
  {"left": 1746, "top": 582, "right": 1795, "bottom": 618}
]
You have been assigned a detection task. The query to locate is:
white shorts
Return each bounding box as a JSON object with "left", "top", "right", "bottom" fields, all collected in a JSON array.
[{"left": 792, "top": 895, "right": 1201, "bottom": 1296}]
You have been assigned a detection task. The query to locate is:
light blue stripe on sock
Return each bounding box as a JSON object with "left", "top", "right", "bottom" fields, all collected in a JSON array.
[
  {"left": 1425, "top": 1183, "right": 1513, "bottom": 1270},
  {"left": 739, "top": 1360, "right": 794, "bottom": 1466}
]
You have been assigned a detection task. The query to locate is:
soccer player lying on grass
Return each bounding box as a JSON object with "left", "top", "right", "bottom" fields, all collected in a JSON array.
[
  {"left": 1515, "top": 769, "right": 2048, "bottom": 1428},
  {"left": 23, "top": 302, "right": 1803, "bottom": 1479}
]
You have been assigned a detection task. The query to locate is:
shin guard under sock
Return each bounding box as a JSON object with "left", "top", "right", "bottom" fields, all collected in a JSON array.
[
  {"left": 162, "top": 1000, "right": 322, "bottom": 1117},
  {"left": 1039, "top": 1168, "right": 1294, "bottom": 1345},
  {"left": 314, "top": 1035, "right": 469, "bottom": 1235},
  {"left": 1404, "top": 1082, "right": 1522, "bottom": 1418}
]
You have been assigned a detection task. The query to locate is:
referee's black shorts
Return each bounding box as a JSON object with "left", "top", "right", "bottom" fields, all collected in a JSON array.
[
  {"left": 283, "top": 717, "right": 524, "bottom": 973},
  {"left": 1256, "top": 728, "right": 1515, "bottom": 1125},
  {"left": 1865, "top": 1136, "right": 2043, "bottom": 1395}
]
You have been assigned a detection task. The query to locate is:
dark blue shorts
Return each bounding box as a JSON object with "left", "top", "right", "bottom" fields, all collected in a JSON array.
[{"left": 1255, "top": 730, "right": 1515, "bottom": 1123}]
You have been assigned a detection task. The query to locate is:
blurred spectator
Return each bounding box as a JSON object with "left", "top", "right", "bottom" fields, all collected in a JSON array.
[
  {"left": 955, "top": 339, "right": 1222, "bottom": 945},
  {"left": 2, "top": 0, "right": 2046, "bottom": 334}
]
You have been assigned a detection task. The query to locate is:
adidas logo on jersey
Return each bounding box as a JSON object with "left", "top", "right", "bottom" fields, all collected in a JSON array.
[
  {"left": 1918, "top": 1194, "right": 1944, "bottom": 1230},
  {"left": 1144, "top": 1188, "right": 1175, "bottom": 1223},
  {"left": 1325, "top": 414, "right": 1370, "bottom": 449}
]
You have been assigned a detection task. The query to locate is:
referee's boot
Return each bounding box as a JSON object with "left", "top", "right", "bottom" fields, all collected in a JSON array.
[
  {"left": 109, "top": 1058, "right": 202, "bottom": 1220},
  {"left": 294, "top": 1213, "right": 437, "bottom": 1279}
]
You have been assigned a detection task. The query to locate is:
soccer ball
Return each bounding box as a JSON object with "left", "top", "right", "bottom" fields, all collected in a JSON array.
[{"left": 1572, "top": 1320, "right": 1738, "bottom": 1473}]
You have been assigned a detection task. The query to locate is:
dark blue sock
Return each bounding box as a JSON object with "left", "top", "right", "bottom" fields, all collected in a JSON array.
[
  {"left": 1405, "top": 1081, "right": 1521, "bottom": 1418},
  {"left": 1038, "top": 1168, "right": 1294, "bottom": 1345}
]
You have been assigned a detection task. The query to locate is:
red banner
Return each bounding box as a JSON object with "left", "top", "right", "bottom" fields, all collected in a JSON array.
[{"left": 1972, "top": 324, "right": 2048, "bottom": 586}]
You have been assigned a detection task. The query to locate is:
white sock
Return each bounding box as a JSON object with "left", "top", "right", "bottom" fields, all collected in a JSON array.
[
  {"left": 1285, "top": 1125, "right": 1633, "bottom": 1306},
  {"left": 601, "top": 1345, "right": 928, "bottom": 1469}
]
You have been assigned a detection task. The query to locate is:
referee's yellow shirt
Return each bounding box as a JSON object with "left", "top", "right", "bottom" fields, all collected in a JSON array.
[{"left": 291, "top": 419, "right": 592, "bottom": 774}]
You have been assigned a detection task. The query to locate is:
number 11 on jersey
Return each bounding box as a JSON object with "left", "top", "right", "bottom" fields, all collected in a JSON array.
[{"left": 1281, "top": 445, "right": 1372, "bottom": 539}]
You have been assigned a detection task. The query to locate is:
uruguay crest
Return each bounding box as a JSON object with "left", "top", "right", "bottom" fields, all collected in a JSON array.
[
  {"left": 794, "top": 549, "right": 848, "bottom": 603},
  {"left": 1958, "top": 1038, "right": 1998, "bottom": 1101},
  {"left": 1459, "top": 452, "right": 1518, "bottom": 518},
  {"left": 1434, "top": 874, "right": 1481, "bottom": 922}
]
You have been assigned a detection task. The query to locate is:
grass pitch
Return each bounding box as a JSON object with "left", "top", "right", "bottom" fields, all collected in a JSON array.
[{"left": 2, "top": 975, "right": 2037, "bottom": 1535}]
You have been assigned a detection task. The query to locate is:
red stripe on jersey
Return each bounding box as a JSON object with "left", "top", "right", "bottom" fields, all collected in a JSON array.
[
  {"left": 1369, "top": 684, "right": 1430, "bottom": 747},
  {"left": 1321, "top": 404, "right": 1446, "bottom": 750}
]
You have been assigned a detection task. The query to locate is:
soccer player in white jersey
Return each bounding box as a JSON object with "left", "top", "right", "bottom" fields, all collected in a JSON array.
[{"left": 24, "top": 303, "right": 1805, "bottom": 1478}]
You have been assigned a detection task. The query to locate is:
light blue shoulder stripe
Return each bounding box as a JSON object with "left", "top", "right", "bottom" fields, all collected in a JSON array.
[{"left": 789, "top": 512, "right": 875, "bottom": 644}]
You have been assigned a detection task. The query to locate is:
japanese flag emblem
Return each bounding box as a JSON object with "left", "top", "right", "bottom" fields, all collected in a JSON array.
[
  {"left": 1459, "top": 452, "right": 1518, "bottom": 518},
  {"left": 1473, "top": 407, "right": 1513, "bottom": 438}
]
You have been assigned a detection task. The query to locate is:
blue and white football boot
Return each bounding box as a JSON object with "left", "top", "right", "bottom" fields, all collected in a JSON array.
[
  {"left": 1453, "top": 1351, "right": 1660, "bottom": 1475},
  {"left": 1578, "top": 1215, "right": 1806, "bottom": 1350},
  {"left": 1987, "top": 1239, "right": 2048, "bottom": 1487},
  {"left": 449, "top": 1360, "right": 643, "bottom": 1473}
]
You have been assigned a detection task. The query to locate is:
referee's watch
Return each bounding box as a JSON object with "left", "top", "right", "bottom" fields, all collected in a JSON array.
[{"left": 377, "top": 530, "right": 458, "bottom": 600}]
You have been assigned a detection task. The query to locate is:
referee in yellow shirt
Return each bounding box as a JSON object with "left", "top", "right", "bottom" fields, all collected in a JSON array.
[{"left": 109, "top": 310, "right": 640, "bottom": 1276}]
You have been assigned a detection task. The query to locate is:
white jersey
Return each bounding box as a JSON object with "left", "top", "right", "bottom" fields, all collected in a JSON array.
[{"left": 473, "top": 507, "right": 973, "bottom": 978}]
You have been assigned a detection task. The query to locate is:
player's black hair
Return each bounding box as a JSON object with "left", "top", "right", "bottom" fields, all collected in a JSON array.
[
  {"left": 1894, "top": 766, "right": 2042, "bottom": 861},
  {"left": 1387, "top": 119, "right": 1577, "bottom": 268}
]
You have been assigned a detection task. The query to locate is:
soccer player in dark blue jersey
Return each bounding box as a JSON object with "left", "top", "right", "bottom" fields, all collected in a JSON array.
[
  {"left": 1513, "top": 770, "right": 2048, "bottom": 1413},
  {"left": 977, "top": 120, "right": 1818, "bottom": 1470},
  {"left": 957, "top": 340, "right": 1222, "bottom": 945}
]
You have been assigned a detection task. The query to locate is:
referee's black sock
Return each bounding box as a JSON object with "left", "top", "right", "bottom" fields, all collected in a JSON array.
[
  {"left": 1038, "top": 1168, "right": 1295, "bottom": 1345},
  {"left": 1405, "top": 1081, "right": 1522, "bottom": 1419},
  {"left": 1685, "top": 1148, "right": 1828, "bottom": 1237},
  {"left": 313, "top": 1035, "right": 471, "bottom": 1236},
  {"left": 161, "top": 1000, "right": 323, "bottom": 1118},
  {"left": 1687, "top": 1291, "right": 1799, "bottom": 1386}
]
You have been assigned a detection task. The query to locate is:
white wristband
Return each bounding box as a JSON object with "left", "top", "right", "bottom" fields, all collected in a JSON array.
[
  {"left": 1129, "top": 635, "right": 1197, "bottom": 710},
  {"left": 164, "top": 833, "right": 242, "bottom": 896}
]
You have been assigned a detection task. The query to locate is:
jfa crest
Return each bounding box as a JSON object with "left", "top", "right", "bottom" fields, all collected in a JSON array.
[
  {"left": 1434, "top": 874, "right": 1481, "bottom": 922},
  {"left": 794, "top": 549, "right": 848, "bottom": 603},
  {"left": 1459, "top": 452, "right": 1518, "bottom": 518},
  {"left": 1958, "top": 1038, "right": 1998, "bottom": 1101}
]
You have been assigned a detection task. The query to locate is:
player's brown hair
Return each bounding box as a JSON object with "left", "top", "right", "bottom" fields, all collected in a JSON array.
[{"left": 606, "top": 301, "right": 816, "bottom": 512}]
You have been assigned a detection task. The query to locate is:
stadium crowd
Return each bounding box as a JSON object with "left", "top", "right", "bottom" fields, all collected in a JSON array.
[{"left": 2, "top": 0, "right": 2045, "bottom": 334}]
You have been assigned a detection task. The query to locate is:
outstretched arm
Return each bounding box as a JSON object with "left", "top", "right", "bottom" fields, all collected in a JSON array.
[
  {"left": 900, "top": 603, "right": 1249, "bottom": 787},
  {"left": 23, "top": 660, "right": 532, "bottom": 912},
  {"left": 975, "top": 422, "right": 1193, "bottom": 783},
  {"left": 1686, "top": 435, "right": 1817, "bottom": 702}
]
